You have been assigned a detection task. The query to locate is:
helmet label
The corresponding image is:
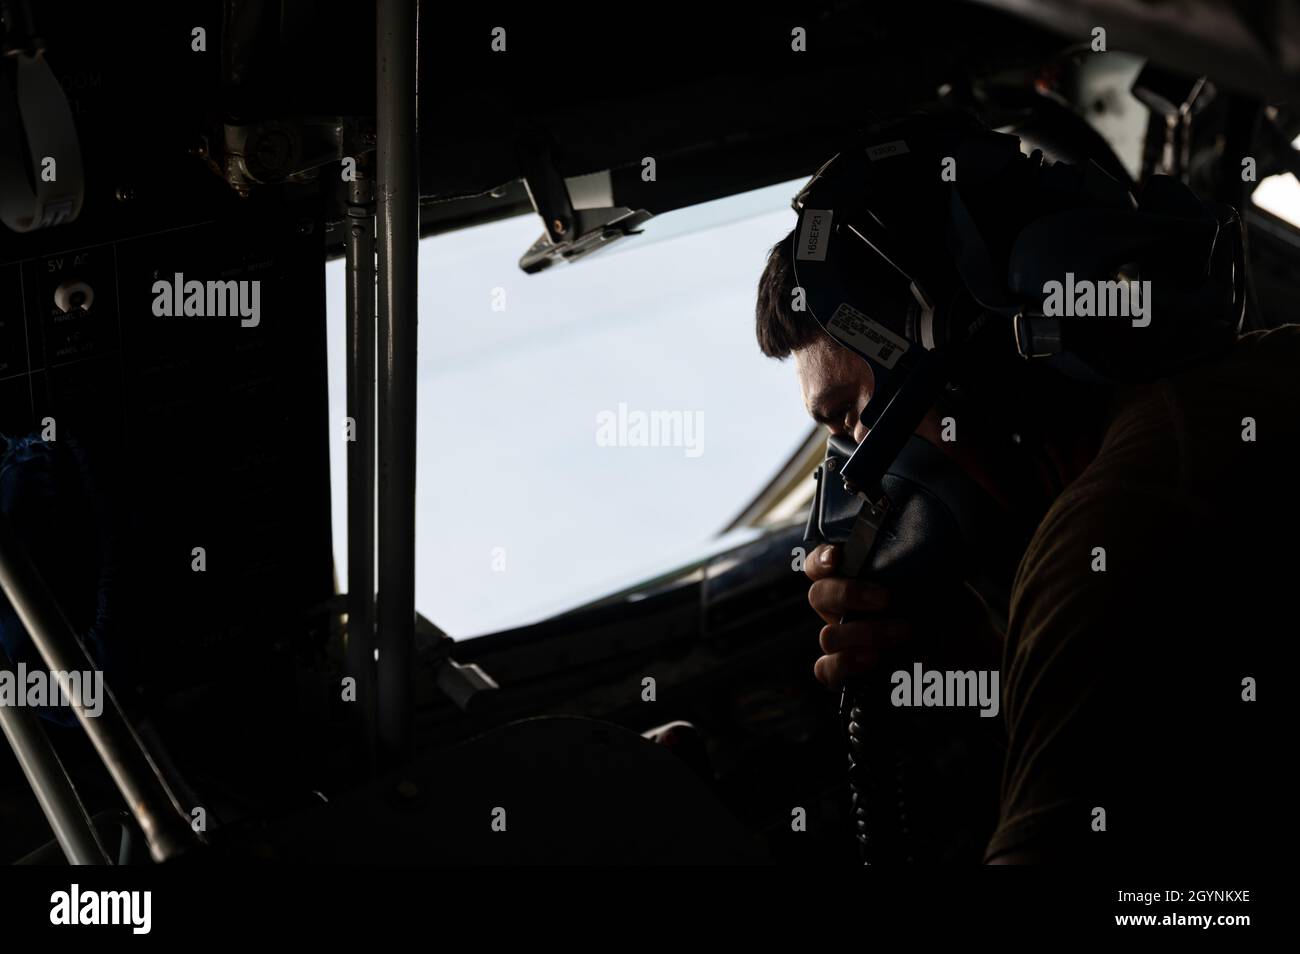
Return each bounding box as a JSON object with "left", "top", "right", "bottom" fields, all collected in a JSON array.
[
  {"left": 827, "top": 302, "right": 909, "bottom": 369},
  {"left": 866, "top": 140, "right": 910, "bottom": 161},
  {"left": 796, "top": 208, "right": 833, "bottom": 261}
]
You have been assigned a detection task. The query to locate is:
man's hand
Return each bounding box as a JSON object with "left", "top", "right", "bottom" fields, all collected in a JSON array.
[{"left": 804, "top": 543, "right": 912, "bottom": 689}]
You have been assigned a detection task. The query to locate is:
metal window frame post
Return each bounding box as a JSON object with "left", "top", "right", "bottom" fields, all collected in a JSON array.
[
  {"left": 375, "top": 0, "right": 419, "bottom": 767},
  {"left": 345, "top": 174, "right": 379, "bottom": 768}
]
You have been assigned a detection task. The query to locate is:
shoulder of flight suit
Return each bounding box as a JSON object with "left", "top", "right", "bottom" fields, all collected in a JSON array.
[{"left": 984, "top": 327, "right": 1300, "bottom": 862}]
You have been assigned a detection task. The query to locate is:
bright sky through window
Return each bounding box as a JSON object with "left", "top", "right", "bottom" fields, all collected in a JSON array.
[{"left": 325, "top": 180, "right": 812, "bottom": 637}]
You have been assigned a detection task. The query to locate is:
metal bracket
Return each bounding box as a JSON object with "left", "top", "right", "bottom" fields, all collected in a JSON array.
[
  {"left": 216, "top": 116, "right": 373, "bottom": 195},
  {"left": 414, "top": 613, "right": 498, "bottom": 712},
  {"left": 516, "top": 133, "right": 651, "bottom": 273}
]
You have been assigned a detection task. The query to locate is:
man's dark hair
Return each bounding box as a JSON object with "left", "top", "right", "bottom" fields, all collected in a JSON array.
[{"left": 754, "top": 227, "right": 807, "bottom": 359}]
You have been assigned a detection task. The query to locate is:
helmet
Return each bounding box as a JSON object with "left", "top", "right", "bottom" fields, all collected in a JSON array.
[{"left": 790, "top": 109, "right": 1245, "bottom": 495}]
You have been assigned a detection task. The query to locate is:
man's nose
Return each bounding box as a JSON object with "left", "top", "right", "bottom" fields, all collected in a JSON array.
[{"left": 853, "top": 420, "right": 870, "bottom": 444}]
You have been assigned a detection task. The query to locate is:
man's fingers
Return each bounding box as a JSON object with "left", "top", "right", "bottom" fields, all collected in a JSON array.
[
  {"left": 804, "top": 549, "right": 904, "bottom": 689},
  {"left": 808, "top": 576, "right": 891, "bottom": 623},
  {"left": 818, "top": 619, "right": 910, "bottom": 655},
  {"left": 804, "top": 544, "right": 841, "bottom": 581},
  {"left": 813, "top": 650, "right": 881, "bottom": 690}
]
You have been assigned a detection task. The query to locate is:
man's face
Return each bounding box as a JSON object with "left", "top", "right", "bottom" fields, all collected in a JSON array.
[
  {"left": 794, "top": 334, "right": 1030, "bottom": 513},
  {"left": 793, "top": 335, "right": 943, "bottom": 446}
]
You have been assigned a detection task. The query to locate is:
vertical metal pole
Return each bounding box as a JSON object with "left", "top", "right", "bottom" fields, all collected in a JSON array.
[
  {"left": 376, "top": 0, "right": 418, "bottom": 765},
  {"left": 0, "top": 644, "right": 109, "bottom": 864},
  {"left": 345, "top": 175, "right": 378, "bottom": 769}
]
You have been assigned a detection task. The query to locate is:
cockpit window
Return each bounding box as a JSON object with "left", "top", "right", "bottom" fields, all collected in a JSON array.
[{"left": 325, "top": 180, "right": 811, "bottom": 637}]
